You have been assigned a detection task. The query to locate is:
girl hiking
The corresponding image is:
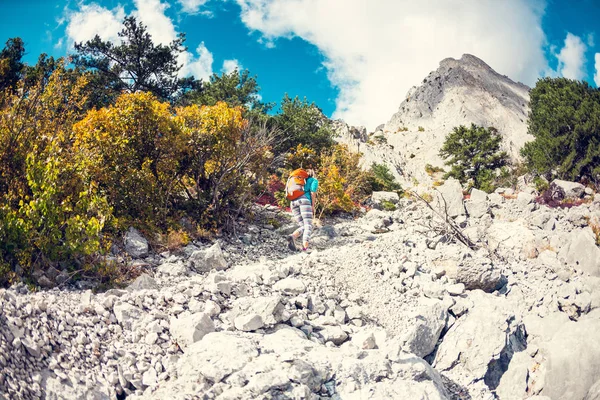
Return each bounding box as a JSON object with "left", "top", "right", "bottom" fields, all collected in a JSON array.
[{"left": 285, "top": 168, "right": 318, "bottom": 251}]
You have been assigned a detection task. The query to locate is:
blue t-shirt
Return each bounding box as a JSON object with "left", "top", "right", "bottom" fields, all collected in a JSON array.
[{"left": 304, "top": 177, "right": 319, "bottom": 202}]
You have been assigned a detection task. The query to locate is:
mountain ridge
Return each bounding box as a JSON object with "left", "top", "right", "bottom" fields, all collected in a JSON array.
[{"left": 334, "top": 53, "right": 533, "bottom": 184}]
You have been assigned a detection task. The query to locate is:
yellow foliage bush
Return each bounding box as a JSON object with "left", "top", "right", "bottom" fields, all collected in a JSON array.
[
  {"left": 285, "top": 144, "right": 318, "bottom": 169},
  {"left": 0, "top": 64, "right": 111, "bottom": 285},
  {"left": 0, "top": 76, "right": 276, "bottom": 287},
  {"left": 177, "top": 101, "right": 275, "bottom": 228},
  {"left": 315, "top": 144, "right": 371, "bottom": 217},
  {"left": 73, "top": 92, "right": 186, "bottom": 229}
]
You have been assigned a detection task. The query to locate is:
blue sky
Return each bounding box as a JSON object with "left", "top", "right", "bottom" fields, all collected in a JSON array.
[{"left": 1, "top": 0, "right": 599, "bottom": 129}]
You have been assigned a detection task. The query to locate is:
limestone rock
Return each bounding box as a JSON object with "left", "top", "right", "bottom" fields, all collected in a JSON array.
[
  {"left": 456, "top": 258, "right": 504, "bottom": 293},
  {"left": 372, "top": 191, "right": 400, "bottom": 208},
  {"left": 124, "top": 227, "right": 149, "bottom": 258},
  {"left": 188, "top": 242, "right": 228, "bottom": 272},
  {"left": 157, "top": 262, "right": 188, "bottom": 277},
  {"left": 433, "top": 178, "right": 466, "bottom": 217},
  {"left": 231, "top": 296, "right": 285, "bottom": 326},
  {"left": 169, "top": 312, "right": 215, "bottom": 348},
  {"left": 234, "top": 314, "right": 264, "bottom": 332},
  {"left": 113, "top": 303, "right": 142, "bottom": 330},
  {"left": 273, "top": 277, "right": 307, "bottom": 295},
  {"left": 127, "top": 273, "right": 158, "bottom": 291},
  {"left": 537, "top": 311, "right": 600, "bottom": 399},
  {"left": 400, "top": 298, "right": 448, "bottom": 357},
  {"left": 351, "top": 330, "right": 377, "bottom": 349},
  {"left": 319, "top": 326, "right": 348, "bottom": 345},
  {"left": 434, "top": 293, "right": 526, "bottom": 388},
  {"left": 549, "top": 179, "right": 585, "bottom": 200},
  {"left": 562, "top": 228, "right": 600, "bottom": 276}
]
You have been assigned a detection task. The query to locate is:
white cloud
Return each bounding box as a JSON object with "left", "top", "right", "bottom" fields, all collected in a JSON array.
[
  {"left": 234, "top": 0, "right": 548, "bottom": 129},
  {"left": 178, "top": 0, "right": 210, "bottom": 14},
  {"left": 222, "top": 59, "right": 242, "bottom": 74},
  {"left": 555, "top": 32, "right": 588, "bottom": 80},
  {"left": 64, "top": 3, "right": 125, "bottom": 45},
  {"left": 63, "top": 0, "right": 214, "bottom": 80},
  {"left": 595, "top": 53, "right": 600, "bottom": 87},
  {"left": 132, "top": 0, "right": 178, "bottom": 45},
  {"left": 180, "top": 42, "right": 214, "bottom": 80}
]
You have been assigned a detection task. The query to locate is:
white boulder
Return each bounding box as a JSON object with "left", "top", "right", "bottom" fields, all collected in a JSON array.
[
  {"left": 124, "top": 227, "right": 149, "bottom": 258},
  {"left": 169, "top": 312, "right": 215, "bottom": 348}
]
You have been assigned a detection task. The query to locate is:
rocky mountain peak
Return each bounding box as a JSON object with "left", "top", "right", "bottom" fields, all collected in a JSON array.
[
  {"left": 440, "top": 53, "right": 495, "bottom": 71},
  {"left": 387, "top": 54, "right": 530, "bottom": 129},
  {"left": 353, "top": 54, "right": 533, "bottom": 183}
]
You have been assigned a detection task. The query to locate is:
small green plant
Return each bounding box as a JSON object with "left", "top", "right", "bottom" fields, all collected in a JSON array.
[
  {"left": 374, "top": 135, "right": 387, "bottom": 145},
  {"left": 420, "top": 192, "right": 433, "bottom": 202},
  {"left": 380, "top": 200, "right": 397, "bottom": 211},
  {"left": 418, "top": 126, "right": 425, "bottom": 132},
  {"left": 400, "top": 126, "right": 409, "bottom": 132},
  {"left": 368, "top": 163, "right": 402, "bottom": 192},
  {"left": 274, "top": 191, "right": 289, "bottom": 209},
  {"left": 266, "top": 218, "right": 281, "bottom": 229},
  {"left": 534, "top": 176, "right": 549, "bottom": 193},
  {"left": 586, "top": 218, "right": 600, "bottom": 246},
  {"left": 425, "top": 163, "right": 445, "bottom": 175}
]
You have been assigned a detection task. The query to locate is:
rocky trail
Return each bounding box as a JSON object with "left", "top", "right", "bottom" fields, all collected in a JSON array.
[{"left": 3, "top": 179, "right": 600, "bottom": 400}]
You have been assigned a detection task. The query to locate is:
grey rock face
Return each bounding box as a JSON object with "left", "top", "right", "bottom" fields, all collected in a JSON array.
[
  {"left": 433, "top": 178, "right": 466, "bottom": 217},
  {"left": 434, "top": 294, "right": 526, "bottom": 389},
  {"left": 371, "top": 191, "right": 400, "bottom": 207},
  {"left": 400, "top": 298, "right": 448, "bottom": 358},
  {"left": 234, "top": 314, "right": 264, "bottom": 332},
  {"left": 456, "top": 258, "right": 504, "bottom": 292},
  {"left": 563, "top": 228, "right": 600, "bottom": 276},
  {"left": 124, "top": 227, "right": 149, "bottom": 258},
  {"left": 127, "top": 274, "right": 158, "bottom": 291},
  {"left": 549, "top": 179, "right": 585, "bottom": 200},
  {"left": 188, "top": 242, "right": 228, "bottom": 272},
  {"left": 169, "top": 312, "right": 215, "bottom": 348}
]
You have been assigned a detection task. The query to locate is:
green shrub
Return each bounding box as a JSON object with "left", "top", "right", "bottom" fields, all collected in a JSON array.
[
  {"left": 534, "top": 176, "right": 550, "bottom": 193},
  {"left": 380, "top": 200, "right": 397, "bottom": 211},
  {"left": 0, "top": 63, "right": 114, "bottom": 286},
  {"left": 73, "top": 92, "right": 186, "bottom": 229},
  {"left": 418, "top": 126, "right": 425, "bottom": 132},
  {"left": 271, "top": 94, "right": 336, "bottom": 155},
  {"left": 439, "top": 124, "right": 508, "bottom": 190},
  {"left": 374, "top": 135, "right": 387, "bottom": 144},
  {"left": 521, "top": 77, "right": 600, "bottom": 181},
  {"left": 368, "top": 163, "right": 403, "bottom": 193},
  {"left": 425, "top": 163, "right": 445, "bottom": 175}
]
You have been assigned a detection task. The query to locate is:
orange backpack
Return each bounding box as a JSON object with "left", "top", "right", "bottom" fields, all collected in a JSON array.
[{"left": 285, "top": 169, "right": 309, "bottom": 200}]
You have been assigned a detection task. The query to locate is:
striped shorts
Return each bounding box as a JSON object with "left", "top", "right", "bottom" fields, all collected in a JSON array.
[{"left": 291, "top": 197, "right": 313, "bottom": 245}]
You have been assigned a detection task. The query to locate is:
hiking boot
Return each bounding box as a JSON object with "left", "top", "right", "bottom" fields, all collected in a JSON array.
[{"left": 287, "top": 235, "right": 298, "bottom": 251}]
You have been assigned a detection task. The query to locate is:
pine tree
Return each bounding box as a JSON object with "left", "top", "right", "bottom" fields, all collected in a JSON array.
[
  {"left": 521, "top": 77, "right": 600, "bottom": 181},
  {"left": 72, "top": 16, "right": 199, "bottom": 107},
  {"left": 439, "top": 123, "right": 508, "bottom": 190}
]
